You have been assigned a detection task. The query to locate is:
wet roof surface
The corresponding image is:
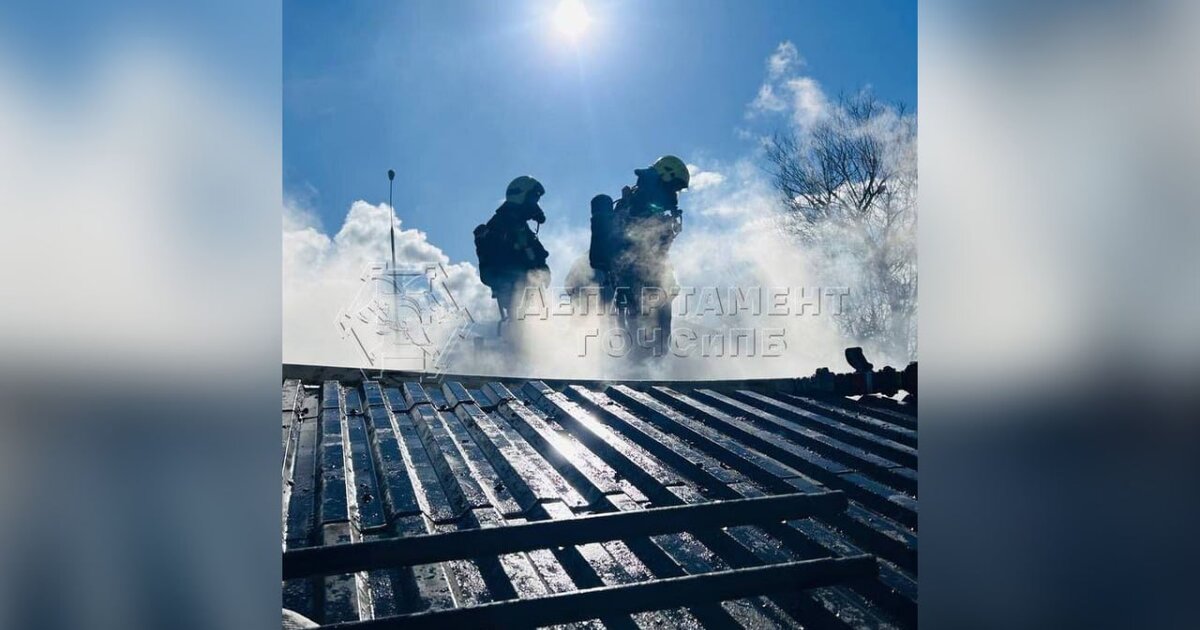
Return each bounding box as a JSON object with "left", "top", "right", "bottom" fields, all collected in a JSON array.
[{"left": 281, "top": 371, "right": 917, "bottom": 629}]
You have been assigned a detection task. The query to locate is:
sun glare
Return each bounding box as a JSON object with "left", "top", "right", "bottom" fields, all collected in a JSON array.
[{"left": 552, "top": 0, "right": 592, "bottom": 42}]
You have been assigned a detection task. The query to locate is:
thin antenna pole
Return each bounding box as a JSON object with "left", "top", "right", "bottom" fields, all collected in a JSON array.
[
  {"left": 387, "top": 169, "right": 396, "bottom": 273},
  {"left": 386, "top": 169, "right": 398, "bottom": 368}
]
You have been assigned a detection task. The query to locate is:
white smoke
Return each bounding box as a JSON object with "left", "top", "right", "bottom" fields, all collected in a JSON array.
[
  {"left": 282, "top": 199, "right": 493, "bottom": 367},
  {"left": 282, "top": 183, "right": 851, "bottom": 378}
]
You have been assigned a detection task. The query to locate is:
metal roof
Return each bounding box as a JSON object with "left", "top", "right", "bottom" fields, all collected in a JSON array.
[{"left": 281, "top": 365, "right": 917, "bottom": 629}]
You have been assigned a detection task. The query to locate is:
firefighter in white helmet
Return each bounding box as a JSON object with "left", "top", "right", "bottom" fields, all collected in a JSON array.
[{"left": 473, "top": 176, "right": 551, "bottom": 330}]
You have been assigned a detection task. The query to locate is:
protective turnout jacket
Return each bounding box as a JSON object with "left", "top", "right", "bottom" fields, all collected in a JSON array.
[{"left": 474, "top": 201, "right": 549, "bottom": 299}]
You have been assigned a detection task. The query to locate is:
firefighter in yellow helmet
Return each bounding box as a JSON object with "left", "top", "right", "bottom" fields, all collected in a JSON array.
[
  {"left": 625, "top": 155, "right": 690, "bottom": 218},
  {"left": 651, "top": 155, "right": 690, "bottom": 190},
  {"left": 473, "top": 176, "right": 551, "bottom": 330},
  {"left": 588, "top": 155, "right": 690, "bottom": 358}
]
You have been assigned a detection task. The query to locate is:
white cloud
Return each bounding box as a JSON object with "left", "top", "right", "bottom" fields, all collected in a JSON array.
[
  {"left": 686, "top": 163, "right": 726, "bottom": 191},
  {"left": 767, "top": 41, "right": 802, "bottom": 79},
  {"left": 783, "top": 77, "right": 829, "bottom": 128},
  {"left": 745, "top": 41, "right": 829, "bottom": 129},
  {"left": 748, "top": 83, "right": 788, "bottom": 115},
  {"left": 687, "top": 159, "right": 774, "bottom": 220}
]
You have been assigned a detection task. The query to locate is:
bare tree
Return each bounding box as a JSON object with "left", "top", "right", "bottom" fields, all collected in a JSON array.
[{"left": 765, "top": 92, "right": 917, "bottom": 361}]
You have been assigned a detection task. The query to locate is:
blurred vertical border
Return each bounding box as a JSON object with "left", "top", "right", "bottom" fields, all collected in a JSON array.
[
  {"left": 0, "top": 1, "right": 280, "bottom": 629},
  {"left": 920, "top": 0, "right": 1200, "bottom": 628}
]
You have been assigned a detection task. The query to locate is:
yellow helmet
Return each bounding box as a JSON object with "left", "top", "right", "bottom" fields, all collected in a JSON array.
[
  {"left": 652, "top": 155, "right": 689, "bottom": 189},
  {"left": 506, "top": 175, "right": 545, "bottom": 204}
]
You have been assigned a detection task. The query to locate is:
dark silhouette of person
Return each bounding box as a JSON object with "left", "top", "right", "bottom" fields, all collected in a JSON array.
[
  {"left": 590, "top": 155, "right": 689, "bottom": 358},
  {"left": 474, "top": 176, "right": 550, "bottom": 334}
]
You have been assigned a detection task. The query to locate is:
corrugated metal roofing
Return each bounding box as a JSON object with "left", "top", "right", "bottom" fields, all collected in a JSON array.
[{"left": 281, "top": 368, "right": 917, "bottom": 629}]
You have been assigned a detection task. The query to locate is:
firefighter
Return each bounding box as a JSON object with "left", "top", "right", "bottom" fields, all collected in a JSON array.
[
  {"left": 474, "top": 176, "right": 551, "bottom": 333},
  {"left": 593, "top": 155, "right": 690, "bottom": 357},
  {"left": 627, "top": 154, "right": 690, "bottom": 219}
]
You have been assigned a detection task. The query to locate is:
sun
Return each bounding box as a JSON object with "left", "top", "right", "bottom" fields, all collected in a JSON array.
[{"left": 552, "top": 0, "right": 592, "bottom": 42}]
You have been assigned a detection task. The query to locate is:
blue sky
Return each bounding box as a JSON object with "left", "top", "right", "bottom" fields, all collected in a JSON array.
[{"left": 284, "top": 0, "right": 915, "bottom": 263}]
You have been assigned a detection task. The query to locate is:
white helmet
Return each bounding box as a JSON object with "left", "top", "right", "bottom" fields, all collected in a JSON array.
[{"left": 506, "top": 175, "right": 545, "bottom": 204}]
